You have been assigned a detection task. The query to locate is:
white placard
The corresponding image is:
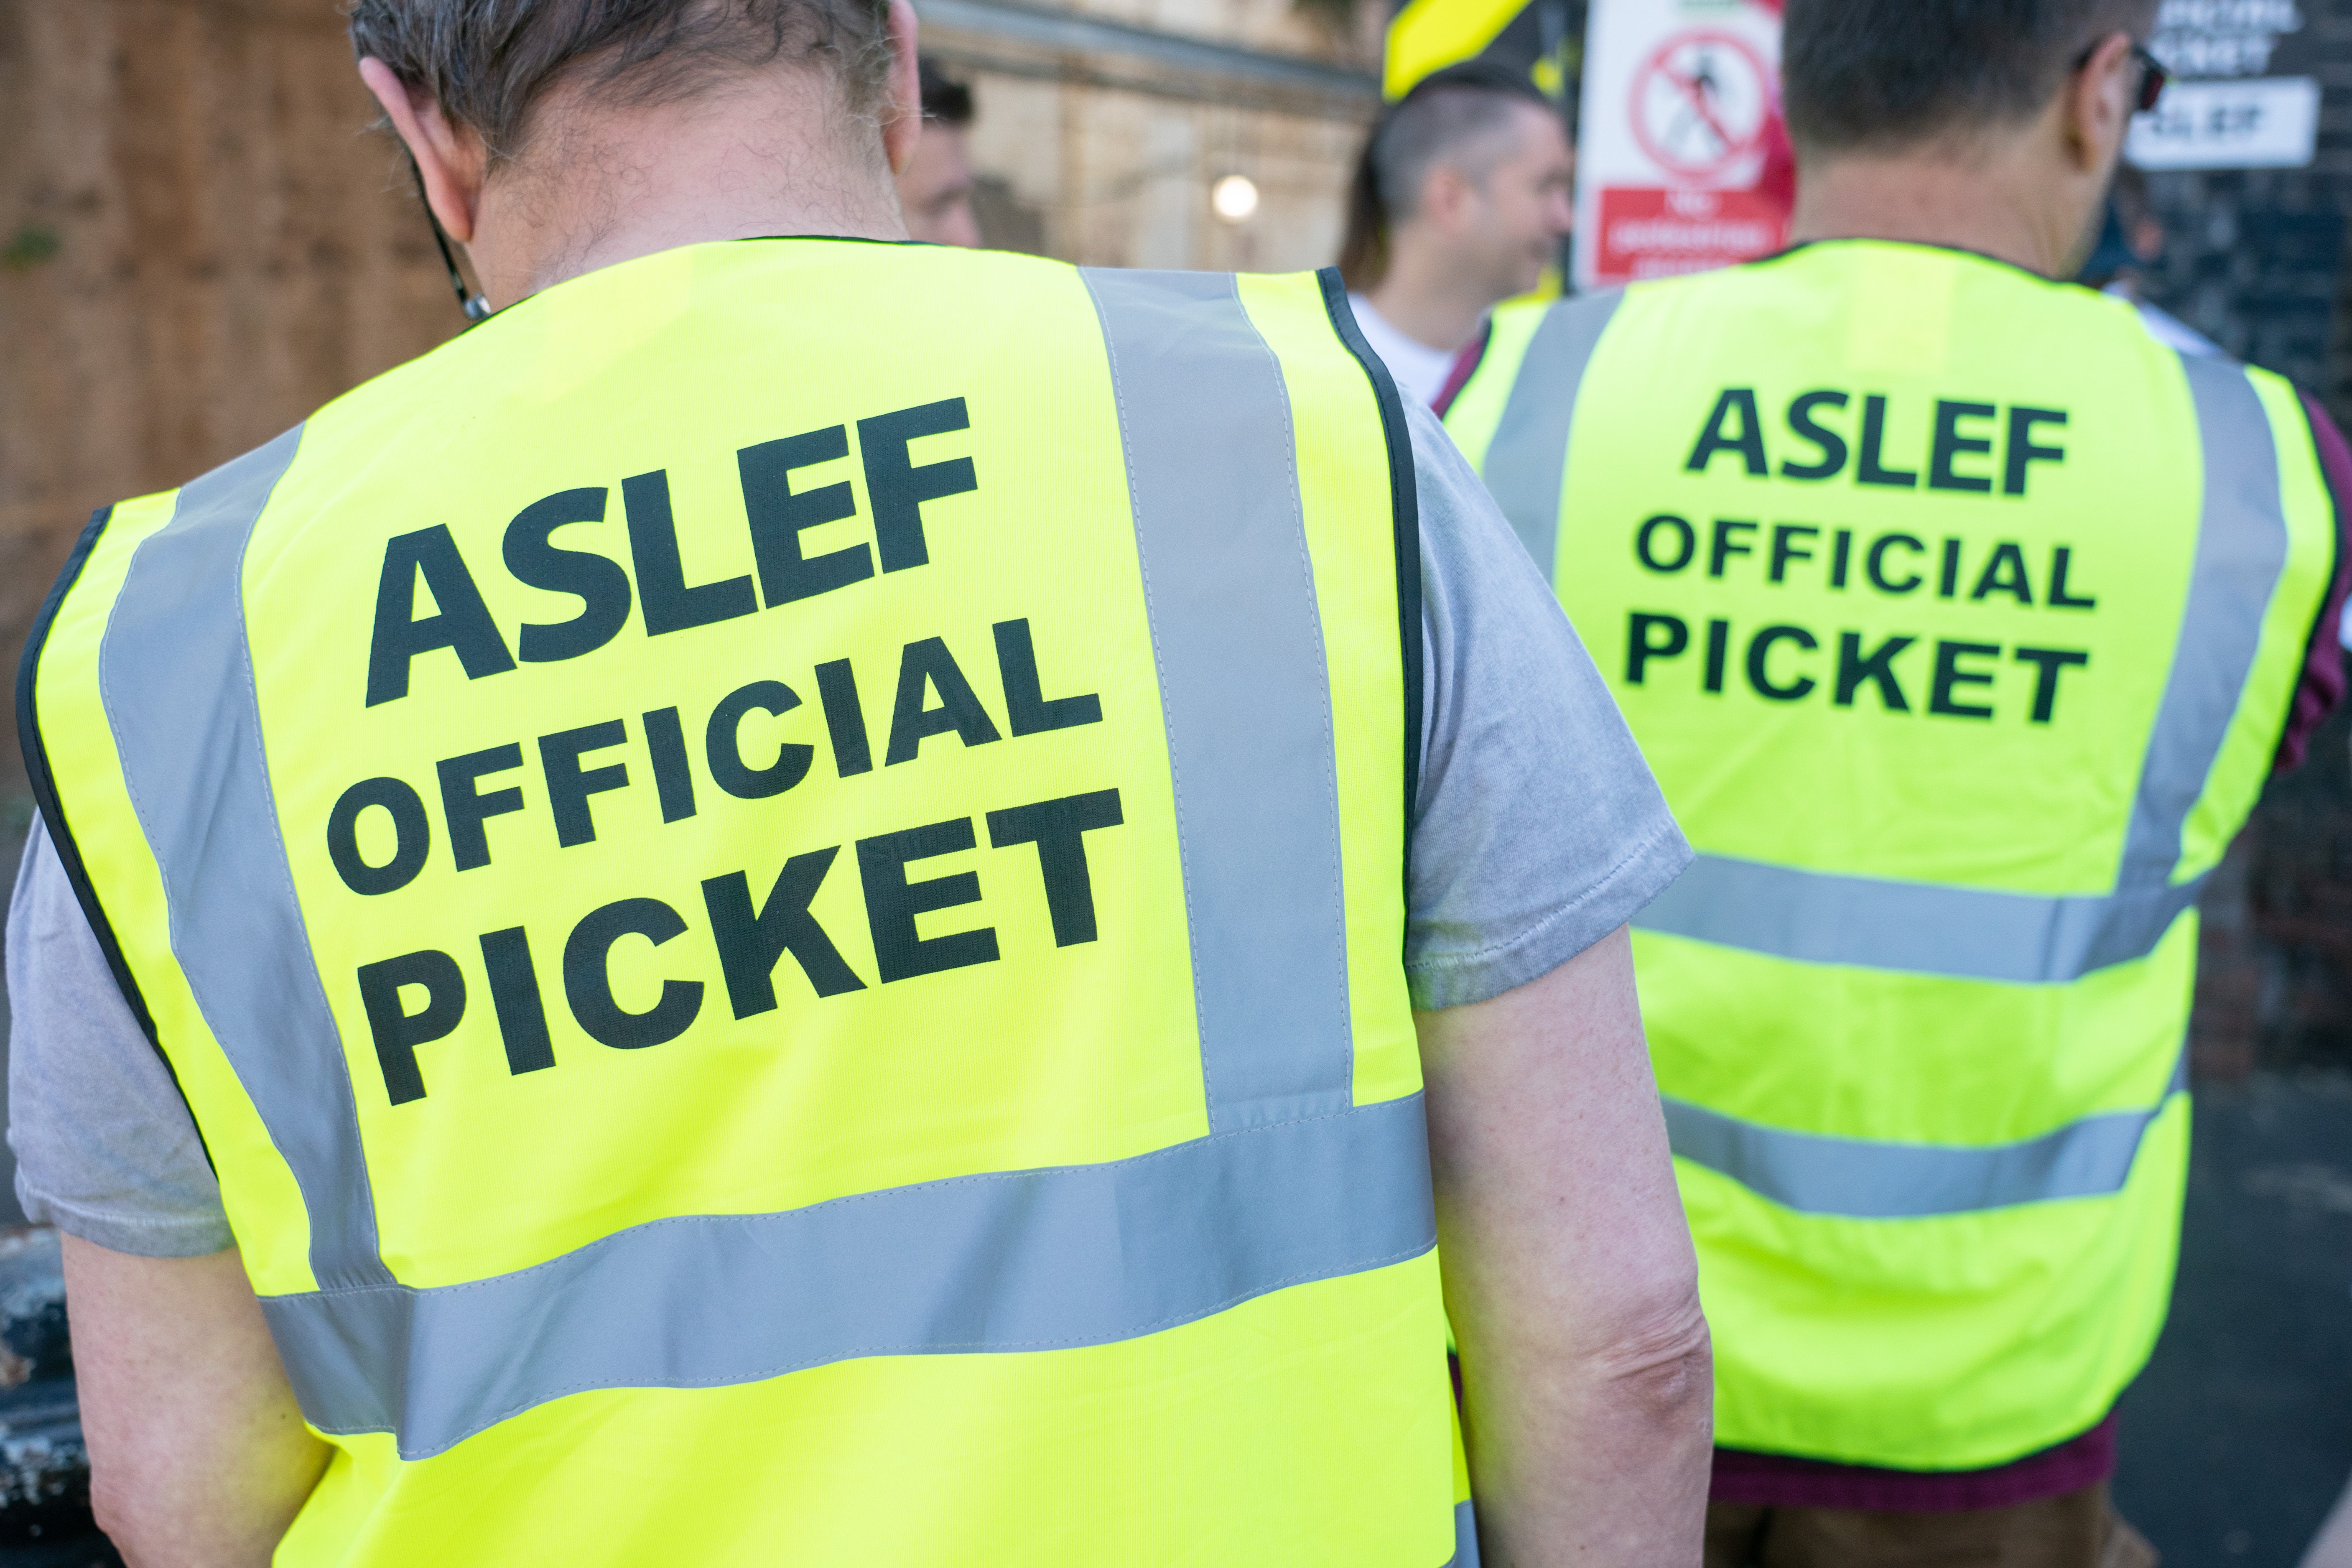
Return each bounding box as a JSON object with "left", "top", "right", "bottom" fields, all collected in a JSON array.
[
  {"left": 2127, "top": 76, "right": 2320, "bottom": 169},
  {"left": 2150, "top": 0, "right": 2306, "bottom": 79},
  {"left": 1571, "top": 0, "right": 1790, "bottom": 291}
]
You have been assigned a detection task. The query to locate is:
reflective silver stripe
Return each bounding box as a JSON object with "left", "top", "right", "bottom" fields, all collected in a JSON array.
[
  {"left": 1444, "top": 1500, "right": 1482, "bottom": 1566},
  {"left": 1478, "top": 292, "right": 1621, "bottom": 577},
  {"left": 98, "top": 427, "right": 395, "bottom": 1292},
  {"left": 1665, "top": 1050, "right": 2188, "bottom": 1218},
  {"left": 1637, "top": 351, "right": 2291, "bottom": 982},
  {"left": 2129, "top": 354, "right": 2289, "bottom": 887},
  {"left": 1635, "top": 853, "right": 2204, "bottom": 985},
  {"left": 264, "top": 1095, "right": 1434, "bottom": 1459},
  {"left": 1082, "top": 267, "right": 1354, "bottom": 1130}
]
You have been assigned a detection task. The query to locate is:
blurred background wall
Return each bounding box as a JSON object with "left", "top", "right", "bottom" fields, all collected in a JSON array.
[{"left": 920, "top": 0, "right": 1382, "bottom": 266}]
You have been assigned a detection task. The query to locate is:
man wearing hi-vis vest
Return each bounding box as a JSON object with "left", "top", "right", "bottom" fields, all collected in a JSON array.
[
  {"left": 1442, "top": 0, "right": 2352, "bottom": 1561},
  {"left": 6, "top": 1, "right": 1717, "bottom": 1564}
]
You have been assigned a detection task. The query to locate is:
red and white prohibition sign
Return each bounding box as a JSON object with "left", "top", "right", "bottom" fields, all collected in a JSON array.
[{"left": 1629, "top": 29, "right": 1774, "bottom": 177}]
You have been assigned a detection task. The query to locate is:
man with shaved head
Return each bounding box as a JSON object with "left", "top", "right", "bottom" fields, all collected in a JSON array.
[{"left": 1339, "top": 62, "right": 1575, "bottom": 408}]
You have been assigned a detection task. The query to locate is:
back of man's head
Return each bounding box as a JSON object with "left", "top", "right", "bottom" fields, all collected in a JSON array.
[
  {"left": 1338, "top": 63, "right": 1554, "bottom": 289},
  {"left": 1783, "top": 0, "right": 2158, "bottom": 157},
  {"left": 349, "top": 0, "right": 895, "bottom": 167}
]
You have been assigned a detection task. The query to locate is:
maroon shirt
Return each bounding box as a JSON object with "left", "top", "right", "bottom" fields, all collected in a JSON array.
[
  {"left": 1712, "top": 1415, "right": 2121, "bottom": 1512},
  {"left": 2276, "top": 389, "right": 2352, "bottom": 771},
  {"left": 1436, "top": 342, "right": 2352, "bottom": 1512}
]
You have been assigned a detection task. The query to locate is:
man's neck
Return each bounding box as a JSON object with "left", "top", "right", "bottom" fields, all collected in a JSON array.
[
  {"left": 1363, "top": 241, "right": 1499, "bottom": 357},
  {"left": 471, "top": 78, "right": 910, "bottom": 307},
  {"left": 1786, "top": 147, "right": 2078, "bottom": 280}
]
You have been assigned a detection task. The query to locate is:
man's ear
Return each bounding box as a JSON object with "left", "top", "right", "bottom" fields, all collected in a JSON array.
[
  {"left": 2062, "top": 31, "right": 2137, "bottom": 175},
  {"left": 1420, "top": 164, "right": 1475, "bottom": 235},
  {"left": 358, "top": 57, "right": 487, "bottom": 244},
  {"left": 881, "top": 0, "right": 923, "bottom": 177}
]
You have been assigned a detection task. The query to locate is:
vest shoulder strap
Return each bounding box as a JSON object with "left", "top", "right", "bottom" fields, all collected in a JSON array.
[{"left": 1472, "top": 290, "right": 1623, "bottom": 575}]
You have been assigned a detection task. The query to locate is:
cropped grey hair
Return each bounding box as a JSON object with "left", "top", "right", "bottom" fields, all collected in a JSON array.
[{"left": 347, "top": 0, "right": 897, "bottom": 163}]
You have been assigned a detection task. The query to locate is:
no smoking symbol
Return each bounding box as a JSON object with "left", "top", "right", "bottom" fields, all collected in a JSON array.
[{"left": 1631, "top": 30, "right": 1773, "bottom": 177}]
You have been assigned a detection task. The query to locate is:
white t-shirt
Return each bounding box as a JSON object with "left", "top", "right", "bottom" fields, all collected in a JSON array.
[{"left": 1347, "top": 293, "right": 1463, "bottom": 409}]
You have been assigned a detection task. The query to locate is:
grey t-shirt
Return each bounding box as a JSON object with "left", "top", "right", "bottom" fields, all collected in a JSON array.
[{"left": 5, "top": 398, "right": 1689, "bottom": 1257}]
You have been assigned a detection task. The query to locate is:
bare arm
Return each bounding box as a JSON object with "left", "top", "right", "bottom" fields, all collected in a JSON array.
[
  {"left": 64, "top": 1237, "right": 330, "bottom": 1566},
  {"left": 1418, "top": 924, "right": 1711, "bottom": 1565}
]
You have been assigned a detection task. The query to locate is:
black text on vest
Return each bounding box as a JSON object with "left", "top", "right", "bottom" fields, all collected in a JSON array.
[
  {"left": 355, "top": 787, "right": 1126, "bottom": 1105},
  {"left": 1685, "top": 388, "right": 2068, "bottom": 496},
  {"left": 331, "top": 616, "right": 1116, "bottom": 1105},
  {"left": 1621, "top": 513, "right": 2098, "bottom": 724},
  {"left": 364, "top": 398, "right": 978, "bottom": 708}
]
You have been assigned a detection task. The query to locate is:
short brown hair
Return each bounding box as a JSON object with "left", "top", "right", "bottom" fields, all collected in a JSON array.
[
  {"left": 1783, "top": 0, "right": 2160, "bottom": 154},
  {"left": 348, "top": 0, "right": 895, "bottom": 163}
]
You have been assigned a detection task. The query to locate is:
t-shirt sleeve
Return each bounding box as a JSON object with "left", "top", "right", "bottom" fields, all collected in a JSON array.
[
  {"left": 1403, "top": 397, "right": 1693, "bottom": 1010},
  {"left": 5, "top": 818, "right": 233, "bottom": 1257}
]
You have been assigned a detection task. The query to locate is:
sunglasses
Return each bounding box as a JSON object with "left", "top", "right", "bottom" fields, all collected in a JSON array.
[{"left": 2074, "top": 37, "right": 2171, "bottom": 114}]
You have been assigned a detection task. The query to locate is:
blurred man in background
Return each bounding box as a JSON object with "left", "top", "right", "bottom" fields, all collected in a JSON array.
[
  {"left": 897, "top": 55, "right": 981, "bottom": 247},
  {"left": 1337, "top": 62, "right": 1573, "bottom": 408},
  {"left": 1444, "top": 0, "right": 2352, "bottom": 1560}
]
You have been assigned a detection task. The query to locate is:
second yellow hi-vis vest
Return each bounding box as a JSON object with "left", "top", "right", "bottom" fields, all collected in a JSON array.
[
  {"left": 1446, "top": 240, "right": 2337, "bottom": 1471},
  {"left": 21, "top": 240, "right": 1477, "bottom": 1564}
]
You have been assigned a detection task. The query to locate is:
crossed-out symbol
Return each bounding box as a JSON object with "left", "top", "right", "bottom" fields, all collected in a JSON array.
[{"left": 1630, "top": 29, "right": 1772, "bottom": 177}]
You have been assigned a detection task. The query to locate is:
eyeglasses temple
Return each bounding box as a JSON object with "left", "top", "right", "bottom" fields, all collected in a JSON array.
[{"left": 410, "top": 163, "right": 492, "bottom": 325}]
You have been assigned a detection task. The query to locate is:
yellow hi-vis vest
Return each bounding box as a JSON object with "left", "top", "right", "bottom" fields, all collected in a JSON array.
[
  {"left": 21, "top": 239, "right": 1478, "bottom": 1565},
  {"left": 1445, "top": 240, "right": 2338, "bottom": 1471}
]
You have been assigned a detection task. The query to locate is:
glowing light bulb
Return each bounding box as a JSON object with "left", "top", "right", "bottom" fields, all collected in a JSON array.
[{"left": 1211, "top": 174, "right": 1260, "bottom": 224}]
